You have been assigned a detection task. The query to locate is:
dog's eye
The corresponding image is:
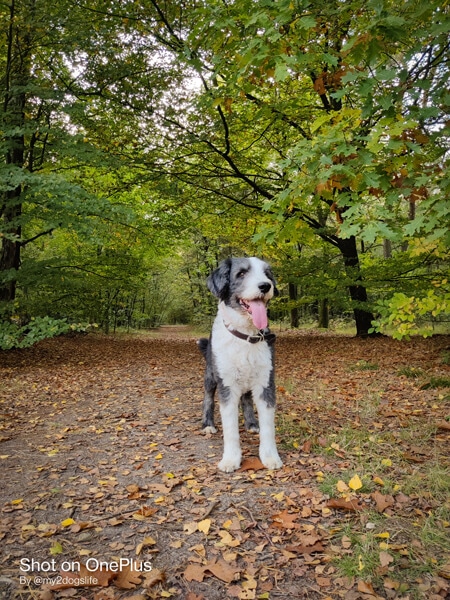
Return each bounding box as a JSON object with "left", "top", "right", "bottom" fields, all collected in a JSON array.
[{"left": 237, "top": 270, "right": 247, "bottom": 278}]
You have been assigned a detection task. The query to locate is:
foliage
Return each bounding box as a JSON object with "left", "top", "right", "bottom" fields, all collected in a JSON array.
[
  {"left": 0, "top": 315, "right": 91, "bottom": 350},
  {"left": 1, "top": 0, "right": 449, "bottom": 340},
  {"left": 371, "top": 289, "right": 450, "bottom": 339},
  {"left": 178, "top": 0, "right": 449, "bottom": 336}
]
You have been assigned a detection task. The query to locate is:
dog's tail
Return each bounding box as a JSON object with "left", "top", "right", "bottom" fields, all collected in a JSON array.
[{"left": 197, "top": 338, "right": 209, "bottom": 359}]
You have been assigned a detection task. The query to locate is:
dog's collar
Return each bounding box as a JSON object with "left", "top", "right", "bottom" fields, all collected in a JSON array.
[{"left": 224, "top": 322, "right": 276, "bottom": 345}]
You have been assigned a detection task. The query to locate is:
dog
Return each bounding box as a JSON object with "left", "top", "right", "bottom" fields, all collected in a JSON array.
[{"left": 197, "top": 257, "right": 283, "bottom": 473}]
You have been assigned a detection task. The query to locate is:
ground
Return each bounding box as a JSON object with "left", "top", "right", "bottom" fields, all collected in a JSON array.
[{"left": 0, "top": 327, "right": 449, "bottom": 600}]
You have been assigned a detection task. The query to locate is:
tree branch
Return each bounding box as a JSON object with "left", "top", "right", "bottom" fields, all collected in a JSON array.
[{"left": 20, "top": 228, "right": 56, "bottom": 247}]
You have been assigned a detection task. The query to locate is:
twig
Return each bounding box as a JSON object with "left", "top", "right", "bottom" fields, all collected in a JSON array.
[
  {"left": 200, "top": 500, "right": 220, "bottom": 519},
  {"left": 233, "top": 503, "right": 277, "bottom": 548}
]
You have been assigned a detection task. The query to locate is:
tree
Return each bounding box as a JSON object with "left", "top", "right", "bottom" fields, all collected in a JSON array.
[
  {"left": 2, "top": 0, "right": 447, "bottom": 339},
  {"left": 125, "top": 0, "right": 449, "bottom": 335},
  {"left": 0, "top": 0, "right": 172, "bottom": 314}
]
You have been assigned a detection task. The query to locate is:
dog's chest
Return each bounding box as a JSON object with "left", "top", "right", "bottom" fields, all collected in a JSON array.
[{"left": 212, "top": 333, "right": 273, "bottom": 391}]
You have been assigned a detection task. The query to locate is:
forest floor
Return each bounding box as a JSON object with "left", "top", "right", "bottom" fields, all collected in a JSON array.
[{"left": 0, "top": 327, "right": 449, "bottom": 600}]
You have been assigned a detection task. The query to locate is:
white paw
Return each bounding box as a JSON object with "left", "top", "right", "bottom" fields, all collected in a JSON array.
[
  {"left": 202, "top": 425, "right": 217, "bottom": 434},
  {"left": 218, "top": 457, "right": 241, "bottom": 473},
  {"left": 260, "top": 454, "right": 283, "bottom": 470}
]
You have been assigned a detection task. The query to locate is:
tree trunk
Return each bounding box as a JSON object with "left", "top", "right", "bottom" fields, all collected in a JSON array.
[
  {"left": 383, "top": 239, "right": 392, "bottom": 259},
  {"left": 288, "top": 282, "right": 299, "bottom": 328},
  {"left": 318, "top": 298, "right": 329, "bottom": 329},
  {"left": 337, "top": 236, "right": 375, "bottom": 337},
  {"left": 0, "top": 199, "right": 22, "bottom": 302},
  {"left": 0, "top": 0, "right": 34, "bottom": 302}
]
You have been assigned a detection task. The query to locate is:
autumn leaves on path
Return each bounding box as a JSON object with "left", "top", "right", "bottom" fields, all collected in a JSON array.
[{"left": 0, "top": 331, "right": 449, "bottom": 600}]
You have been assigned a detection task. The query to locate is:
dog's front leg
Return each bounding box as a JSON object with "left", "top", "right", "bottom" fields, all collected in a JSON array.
[
  {"left": 255, "top": 391, "right": 283, "bottom": 470},
  {"left": 218, "top": 395, "right": 241, "bottom": 472}
]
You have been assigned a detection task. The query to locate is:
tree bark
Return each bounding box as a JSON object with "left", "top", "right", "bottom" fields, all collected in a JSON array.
[
  {"left": 336, "top": 236, "right": 375, "bottom": 337},
  {"left": 318, "top": 298, "right": 329, "bottom": 329},
  {"left": 0, "top": 0, "right": 34, "bottom": 302},
  {"left": 288, "top": 282, "right": 299, "bottom": 328}
]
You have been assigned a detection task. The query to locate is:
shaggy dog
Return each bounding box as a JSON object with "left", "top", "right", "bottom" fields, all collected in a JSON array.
[{"left": 198, "top": 257, "right": 283, "bottom": 473}]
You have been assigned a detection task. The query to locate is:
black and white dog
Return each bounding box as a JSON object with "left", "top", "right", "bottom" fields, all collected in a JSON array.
[{"left": 198, "top": 257, "right": 283, "bottom": 473}]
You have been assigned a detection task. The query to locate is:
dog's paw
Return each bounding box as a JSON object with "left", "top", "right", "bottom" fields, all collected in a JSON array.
[
  {"left": 218, "top": 457, "right": 241, "bottom": 473},
  {"left": 202, "top": 425, "right": 217, "bottom": 434},
  {"left": 246, "top": 424, "right": 260, "bottom": 433},
  {"left": 261, "top": 454, "right": 283, "bottom": 470}
]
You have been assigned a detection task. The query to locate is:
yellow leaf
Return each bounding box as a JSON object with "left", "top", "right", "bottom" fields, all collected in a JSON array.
[
  {"left": 165, "top": 472, "right": 175, "bottom": 479},
  {"left": 216, "top": 530, "right": 240, "bottom": 547},
  {"left": 197, "top": 519, "right": 212, "bottom": 535},
  {"left": 222, "top": 519, "right": 233, "bottom": 529},
  {"left": 155, "top": 453, "right": 163, "bottom": 460},
  {"left": 61, "top": 518, "right": 75, "bottom": 527},
  {"left": 11, "top": 498, "right": 23, "bottom": 505},
  {"left": 336, "top": 480, "right": 349, "bottom": 493},
  {"left": 273, "top": 491, "right": 285, "bottom": 502},
  {"left": 358, "top": 554, "right": 364, "bottom": 571},
  {"left": 381, "top": 458, "right": 392, "bottom": 467},
  {"left": 316, "top": 471, "right": 324, "bottom": 481},
  {"left": 154, "top": 496, "right": 165, "bottom": 504},
  {"left": 348, "top": 474, "right": 363, "bottom": 490},
  {"left": 373, "top": 476, "right": 385, "bottom": 486},
  {"left": 375, "top": 532, "right": 390, "bottom": 539},
  {"left": 136, "top": 536, "right": 157, "bottom": 555}
]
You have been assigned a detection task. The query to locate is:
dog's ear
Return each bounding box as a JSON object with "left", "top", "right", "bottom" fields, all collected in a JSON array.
[
  {"left": 267, "top": 268, "right": 279, "bottom": 297},
  {"left": 207, "top": 259, "right": 232, "bottom": 300}
]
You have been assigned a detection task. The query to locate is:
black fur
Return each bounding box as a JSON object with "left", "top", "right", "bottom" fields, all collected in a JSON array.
[{"left": 197, "top": 337, "right": 259, "bottom": 432}]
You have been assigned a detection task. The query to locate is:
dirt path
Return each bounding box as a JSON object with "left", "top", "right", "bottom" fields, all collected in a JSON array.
[{"left": 0, "top": 331, "right": 449, "bottom": 600}]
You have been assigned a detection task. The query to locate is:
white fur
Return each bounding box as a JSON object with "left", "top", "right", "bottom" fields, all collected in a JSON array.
[{"left": 207, "top": 257, "right": 283, "bottom": 472}]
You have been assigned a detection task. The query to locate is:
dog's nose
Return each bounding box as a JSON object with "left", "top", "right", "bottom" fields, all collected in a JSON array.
[{"left": 259, "top": 282, "right": 272, "bottom": 294}]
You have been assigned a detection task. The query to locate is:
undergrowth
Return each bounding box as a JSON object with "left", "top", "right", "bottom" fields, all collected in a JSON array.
[{"left": 276, "top": 373, "right": 450, "bottom": 599}]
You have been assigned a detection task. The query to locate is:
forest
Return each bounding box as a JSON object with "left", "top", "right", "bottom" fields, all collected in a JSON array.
[
  {"left": 1, "top": 0, "right": 449, "bottom": 344},
  {"left": 1, "top": 3, "right": 450, "bottom": 599}
]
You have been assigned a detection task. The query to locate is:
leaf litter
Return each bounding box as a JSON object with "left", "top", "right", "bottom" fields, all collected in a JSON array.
[{"left": 0, "top": 328, "right": 449, "bottom": 599}]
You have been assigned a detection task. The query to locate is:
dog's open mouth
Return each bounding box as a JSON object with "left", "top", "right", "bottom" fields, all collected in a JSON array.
[{"left": 239, "top": 298, "right": 269, "bottom": 330}]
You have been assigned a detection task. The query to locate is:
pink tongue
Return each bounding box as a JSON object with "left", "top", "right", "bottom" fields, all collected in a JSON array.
[{"left": 248, "top": 300, "right": 268, "bottom": 330}]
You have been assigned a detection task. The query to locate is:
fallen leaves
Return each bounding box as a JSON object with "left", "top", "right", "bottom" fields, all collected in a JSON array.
[
  {"left": 371, "top": 490, "right": 395, "bottom": 513},
  {"left": 348, "top": 474, "right": 363, "bottom": 491},
  {"left": 326, "top": 498, "right": 365, "bottom": 512},
  {"left": 184, "top": 558, "right": 239, "bottom": 584},
  {"left": 1, "top": 332, "right": 449, "bottom": 600}
]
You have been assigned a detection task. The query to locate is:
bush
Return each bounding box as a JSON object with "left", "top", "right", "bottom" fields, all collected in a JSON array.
[{"left": 0, "top": 316, "right": 91, "bottom": 350}]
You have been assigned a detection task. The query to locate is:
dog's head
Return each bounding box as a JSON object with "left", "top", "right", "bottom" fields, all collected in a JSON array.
[{"left": 207, "top": 257, "right": 278, "bottom": 330}]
